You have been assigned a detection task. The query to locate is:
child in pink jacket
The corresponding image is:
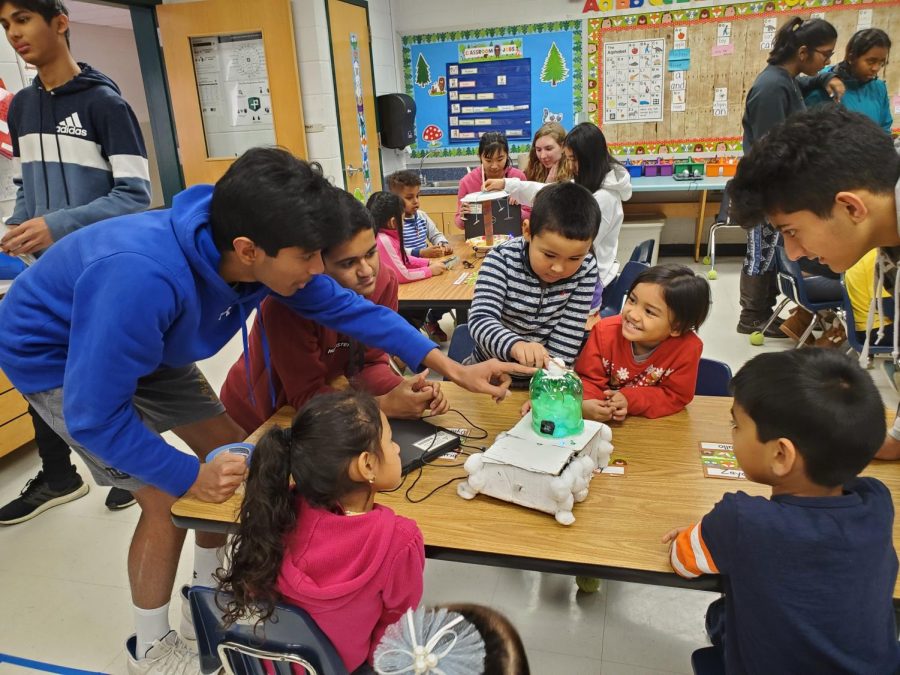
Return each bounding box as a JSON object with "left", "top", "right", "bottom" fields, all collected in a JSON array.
[
  {"left": 368, "top": 191, "right": 445, "bottom": 283},
  {"left": 455, "top": 132, "right": 531, "bottom": 229}
]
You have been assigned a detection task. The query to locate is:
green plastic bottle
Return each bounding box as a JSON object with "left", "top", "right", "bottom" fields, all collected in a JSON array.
[{"left": 530, "top": 358, "right": 584, "bottom": 438}]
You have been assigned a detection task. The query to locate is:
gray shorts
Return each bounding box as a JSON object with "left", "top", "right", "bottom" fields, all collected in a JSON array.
[{"left": 25, "top": 364, "right": 226, "bottom": 492}]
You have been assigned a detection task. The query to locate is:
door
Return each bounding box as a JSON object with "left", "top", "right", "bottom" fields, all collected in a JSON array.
[
  {"left": 157, "top": 0, "right": 307, "bottom": 186},
  {"left": 326, "top": 0, "right": 382, "bottom": 198}
]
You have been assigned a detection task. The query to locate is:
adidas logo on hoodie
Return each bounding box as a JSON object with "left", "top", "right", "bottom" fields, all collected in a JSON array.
[{"left": 56, "top": 112, "right": 87, "bottom": 137}]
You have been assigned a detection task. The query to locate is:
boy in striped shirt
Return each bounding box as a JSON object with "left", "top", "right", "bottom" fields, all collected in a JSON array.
[
  {"left": 467, "top": 181, "right": 599, "bottom": 374},
  {"left": 664, "top": 349, "right": 899, "bottom": 674}
]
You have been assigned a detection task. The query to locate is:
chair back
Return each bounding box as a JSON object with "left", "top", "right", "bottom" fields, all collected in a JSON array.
[
  {"left": 695, "top": 358, "right": 732, "bottom": 397},
  {"left": 447, "top": 323, "right": 474, "bottom": 364},
  {"left": 188, "top": 586, "right": 349, "bottom": 675},
  {"left": 774, "top": 247, "right": 842, "bottom": 312},
  {"left": 627, "top": 239, "right": 655, "bottom": 266},
  {"left": 599, "top": 260, "right": 650, "bottom": 318},
  {"left": 713, "top": 182, "right": 731, "bottom": 225}
]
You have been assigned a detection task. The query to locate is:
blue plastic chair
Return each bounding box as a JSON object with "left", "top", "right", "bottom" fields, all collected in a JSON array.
[
  {"left": 447, "top": 323, "right": 474, "bottom": 364},
  {"left": 628, "top": 239, "right": 655, "bottom": 266},
  {"left": 842, "top": 279, "right": 894, "bottom": 365},
  {"left": 691, "top": 647, "right": 726, "bottom": 675},
  {"left": 704, "top": 182, "right": 740, "bottom": 280},
  {"left": 695, "top": 358, "right": 732, "bottom": 397},
  {"left": 757, "top": 247, "right": 843, "bottom": 347},
  {"left": 599, "top": 260, "right": 651, "bottom": 318},
  {"left": 188, "top": 585, "right": 349, "bottom": 675}
]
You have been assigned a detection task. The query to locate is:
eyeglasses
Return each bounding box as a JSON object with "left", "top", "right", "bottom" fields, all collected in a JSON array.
[{"left": 814, "top": 48, "right": 835, "bottom": 59}]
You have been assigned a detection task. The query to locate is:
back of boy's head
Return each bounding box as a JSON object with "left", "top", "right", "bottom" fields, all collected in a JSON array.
[
  {"left": 211, "top": 147, "right": 340, "bottom": 256},
  {"left": 387, "top": 169, "right": 421, "bottom": 191},
  {"left": 628, "top": 264, "right": 710, "bottom": 333},
  {"left": 731, "top": 349, "right": 886, "bottom": 487},
  {"left": 332, "top": 189, "right": 374, "bottom": 246},
  {"left": 529, "top": 181, "right": 601, "bottom": 243},
  {"left": 219, "top": 389, "right": 383, "bottom": 626},
  {"left": 1, "top": 0, "right": 69, "bottom": 44},
  {"left": 366, "top": 191, "right": 403, "bottom": 233},
  {"left": 729, "top": 106, "right": 900, "bottom": 227}
]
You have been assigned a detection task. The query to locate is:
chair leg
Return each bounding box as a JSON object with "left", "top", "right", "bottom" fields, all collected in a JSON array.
[
  {"left": 760, "top": 298, "right": 790, "bottom": 334},
  {"left": 708, "top": 224, "right": 718, "bottom": 270},
  {"left": 794, "top": 311, "right": 818, "bottom": 349}
]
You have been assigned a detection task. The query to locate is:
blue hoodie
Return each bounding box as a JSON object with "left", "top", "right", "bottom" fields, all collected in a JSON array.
[
  {"left": 805, "top": 64, "right": 894, "bottom": 134},
  {"left": 0, "top": 186, "right": 436, "bottom": 496},
  {"left": 8, "top": 63, "right": 151, "bottom": 238}
]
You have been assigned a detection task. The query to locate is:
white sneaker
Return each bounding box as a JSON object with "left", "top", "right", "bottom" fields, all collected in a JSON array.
[
  {"left": 179, "top": 585, "right": 196, "bottom": 644},
  {"left": 126, "top": 630, "right": 200, "bottom": 675}
]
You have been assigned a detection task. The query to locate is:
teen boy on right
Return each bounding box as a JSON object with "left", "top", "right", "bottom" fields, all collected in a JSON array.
[
  {"left": 468, "top": 181, "right": 600, "bottom": 371},
  {"left": 727, "top": 105, "right": 900, "bottom": 458},
  {"left": 665, "top": 349, "right": 900, "bottom": 673}
]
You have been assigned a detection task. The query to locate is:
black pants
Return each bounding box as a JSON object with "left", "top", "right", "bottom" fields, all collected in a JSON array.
[{"left": 28, "top": 404, "right": 78, "bottom": 489}]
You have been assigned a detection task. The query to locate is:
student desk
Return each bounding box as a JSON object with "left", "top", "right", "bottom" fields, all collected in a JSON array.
[
  {"left": 396, "top": 233, "right": 482, "bottom": 324},
  {"left": 628, "top": 175, "right": 730, "bottom": 263},
  {"left": 171, "top": 384, "right": 900, "bottom": 602}
]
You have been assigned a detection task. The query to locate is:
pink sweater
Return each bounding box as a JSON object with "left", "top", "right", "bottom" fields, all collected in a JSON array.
[
  {"left": 376, "top": 229, "right": 432, "bottom": 283},
  {"left": 455, "top": 165, "right": 530, "bottom": 229},
  {"left": 276, "top": 497, "right": 425, "bottom": 671}
]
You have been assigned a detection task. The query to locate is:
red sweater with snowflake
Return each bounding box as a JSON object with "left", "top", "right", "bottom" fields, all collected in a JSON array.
[{"left": 574, "top": 315, "right": 703, "bottom": 419}]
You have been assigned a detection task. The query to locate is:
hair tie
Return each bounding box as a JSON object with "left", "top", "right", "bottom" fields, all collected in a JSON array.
[{"left": 791, "top": 18, "right": 803, "bottom": 31}]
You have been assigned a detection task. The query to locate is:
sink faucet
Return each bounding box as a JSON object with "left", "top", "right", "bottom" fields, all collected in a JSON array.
[{"left": 418, "top": 149, "right": 436, "bottom": 186}]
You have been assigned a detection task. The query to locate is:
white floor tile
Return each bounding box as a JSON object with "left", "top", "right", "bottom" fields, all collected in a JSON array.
[
  {"left": 599, "top": 661, "right": 681, "bottom": 675},
  {"left": 526, "top": 648, "right": 604, "bottom": 674},
  {"left": 420, "top": 558, "right": 501, "bottom": 606}
]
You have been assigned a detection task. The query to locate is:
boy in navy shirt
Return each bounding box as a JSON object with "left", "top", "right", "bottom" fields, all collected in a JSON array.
[{"left": 665, "top": 349, "right": 899, "bottom": 674}]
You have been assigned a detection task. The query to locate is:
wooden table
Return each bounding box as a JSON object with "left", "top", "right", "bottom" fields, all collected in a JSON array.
[
  {"left": 171, "top": 384, "right": 900, "bottom": 600},
  {"left": 396, "top": 233, "right": 482, "bottom": 324}
]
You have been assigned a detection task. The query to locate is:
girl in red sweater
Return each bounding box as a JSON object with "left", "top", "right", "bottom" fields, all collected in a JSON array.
[
  {"left": 575, "top": 264, "right": 711, "bottom": 420},
  {"left": 217, "top": 389, "right": 424, "bottom": 673}
]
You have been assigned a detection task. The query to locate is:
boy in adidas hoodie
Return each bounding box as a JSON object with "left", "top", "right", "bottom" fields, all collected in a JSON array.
[{"left": 0, "top": 0, "right": 151, "bottom": 524}]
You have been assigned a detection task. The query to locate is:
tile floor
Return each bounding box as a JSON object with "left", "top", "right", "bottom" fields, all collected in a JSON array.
[{"left": 0, "top": 257, "right": 895, "bottom": 675}]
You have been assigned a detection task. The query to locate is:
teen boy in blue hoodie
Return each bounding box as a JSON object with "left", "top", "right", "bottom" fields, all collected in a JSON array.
[
  {"left": 0, "top": 147, "right": 529, "bottom": 672},
  {"left": 0, "top": 0, "right": 151, "bottom": 522}
]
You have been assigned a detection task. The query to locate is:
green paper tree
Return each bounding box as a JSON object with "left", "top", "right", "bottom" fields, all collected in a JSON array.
[
  {"left": 415, "top": 54, "right": 431, "bottom": 87},
  {"left": 540, "top": 42, "right": 569, "bottom": 87}
]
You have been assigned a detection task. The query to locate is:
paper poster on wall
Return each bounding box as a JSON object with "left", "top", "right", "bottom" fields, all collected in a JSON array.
[
  {"left": 673, "top": 26, "right": 688, "bottom": 50},
  {"left": 760, "top": 18, "right": 777, "bottom": 51},
  {"left": 349, "top": 33, "right": 372, "bottom": 200},
  {"left": 893, "top": 94, "right": 900, "bottom": 114},
  {"left": 857, "top": 8, "right": 873, "bottom": 31},
  {"left": 603, "top": 38, "right": 665, "bottom": 124},
  {"left": 670, "top": 90, "right": 686, "bottom": 112},
  {"left": 190, "top": 32, "right": 275, "bottom": 158},
  {"left": 716, "top": 23, "right": 732, "bottom": 47},
  {"left": 713, "top": 87, "right": 728, "bottom": 116}
]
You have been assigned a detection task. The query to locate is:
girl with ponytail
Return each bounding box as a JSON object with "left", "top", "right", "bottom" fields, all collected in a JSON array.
[{"left": 217, "top": 389, "right": 425, "bottom": 673}]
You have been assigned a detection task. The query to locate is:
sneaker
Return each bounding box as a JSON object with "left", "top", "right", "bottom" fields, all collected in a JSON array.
[
  {"left": 424, "top": 321, "right": 449, "bottom": 343},
  {"left": 0, "top": 472, "right": 89, "bottom": 525},
  {"left": 105, "top": 487, "right": 137, "bottom": 511},
  {"left": 736, "top": 317, "right": 788, "bottom": 338},
  {"left": 178, "top": 586, "right": 196, "bottom": 645},
  {"left": 126, "top": 630, "right": 200, "bottom": 675},
  {"left": 814, "top": 320, "right": 847, "bottom": 349}
]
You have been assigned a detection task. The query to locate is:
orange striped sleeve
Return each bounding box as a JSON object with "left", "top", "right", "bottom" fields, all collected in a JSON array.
[{"left": 670, "top": 522, "right": 719, "bottom": 578}]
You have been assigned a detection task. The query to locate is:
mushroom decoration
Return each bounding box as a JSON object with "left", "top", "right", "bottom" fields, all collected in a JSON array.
[{"left": 421, "top": 124, "right": 443, "bottom": 147}]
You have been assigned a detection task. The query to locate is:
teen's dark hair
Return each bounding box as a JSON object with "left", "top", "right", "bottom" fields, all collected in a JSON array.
[
  {"left": 529, "top": 181, "right": 601, "bottom": 243},
  {"left": 767, "top": 17, "right": 837, "bottom": 65},
  {"left": 0, "top": 0, "right": 70, "bottom": 45},
  {"left": 478, "top": 131, "right": 512, "bottom": 167},
  {"left": 387, "top": 169, "right": 422, "bottom": 189},
  {"left": 729, "top": 106, "right": 900, "bottom": 226},
  {"left": 731, "top": 349, "right": 886, "bottom": 487},
  {"left": 564, "top": 123, "right": 619, "bottom": 194},
  {"left": 366, "top": 191, "right": 408, "bottom": 264},
  {"left": 211, "top": 147, "right": 341, "bottom": 256},
  {"left": 217, "top": 389, "right": 384, "bottom": 626},
  {"left": 332, "top": 188, "right": 374, "bottom": 249},
  {"left": 440, "top": 604, "right": 530, "bottom": 675},
  {"left": 835, "top": 28, "right": 892, "bottom": 80},
  {"left": 627, "top": 264, "right": 710, "bottom": 333}
]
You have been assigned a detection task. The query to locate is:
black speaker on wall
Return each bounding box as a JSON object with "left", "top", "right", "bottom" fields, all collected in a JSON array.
[{"left": 377, "top": 93, "right": 416, "bottom": 149}]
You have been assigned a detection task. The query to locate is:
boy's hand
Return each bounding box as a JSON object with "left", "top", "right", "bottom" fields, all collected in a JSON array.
[
  {"left": 520, "top": 399, "right": 532, "bottom": 417},
  {"left": 662, "top": 526, "right": 689, "bottom": 544},
  {"left": 428, "top": 261, "right": 446, "bottom": 276},
  {"left": 605, "top": 390, "right": 628, "bottom": 422},
  {"left": 420, "top": 246, "right": 444, "bottom": 258},
  {"left": 1, "top": 217, "right": 52, "bottom": 255},
  {"left": 583, "top": 398, "right": 614, "bottom": 422},
  {"left": 482, "top": 178, "right": 506, "bottom": 192},
  {"left": 378, "top": 370, "right": 448, "bottom": 418},
  {"left": 448, "top": 358, "right": 536, "bottom": 402},
  {"left": 510, "top": 341, "right": 549, "bottom": 368},
  {"left": 439, "top": 242, "right": 453, "bottom": 254},
  {"left": 188, "top": 452, "right": 248, "bottom": 502}
]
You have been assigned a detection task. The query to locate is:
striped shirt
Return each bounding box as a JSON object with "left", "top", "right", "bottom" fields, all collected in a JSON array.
[
  {"left": 401, "top": 210, "right": 448, "bottom": 257},
  {"left": 468, "top": 237, "right": 597, "bottom": 367}
]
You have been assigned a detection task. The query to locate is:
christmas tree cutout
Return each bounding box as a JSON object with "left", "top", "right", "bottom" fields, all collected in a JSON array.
[
  {"left": 415, "top": 53, "right": 431, "bottom": 88},
  {"left": 540, "top": 42, "right": 569, "bottom": 87}
]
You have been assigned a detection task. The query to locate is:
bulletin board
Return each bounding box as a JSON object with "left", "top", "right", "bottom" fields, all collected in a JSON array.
[
  {"left": 402, "top": 22, "right": 582, "bottom": 158},
  {"left": 587, "top": 0, "right": 900, "bottom": 156}
]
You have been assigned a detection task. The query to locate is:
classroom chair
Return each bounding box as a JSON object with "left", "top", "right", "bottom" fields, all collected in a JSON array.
[
  {"left": 695, "top": 358, "right": 732, "bottom": 397},
  {"left": 691, "top": 647, "right": 726, "bottom": 675},
  {"left": 188, "top": 585, "right": 349, "bottom": 675},
  {"left": 703, "top": 183, "right": 740, "bottom": 281},
  {"left": 599, "top": 260, "right": 651, "bottom": 318},
  {"left": 447, "top": 323, "right": 474, "bottom": 368},
  {"left": 841, "top": 280, "right": 894, "bottom": 368},
  {"left": 628, "top": 239, "right": 655, "bottom": 266},
  {"left": 754, "top": 247, "right": 843, "bottom": 347}
]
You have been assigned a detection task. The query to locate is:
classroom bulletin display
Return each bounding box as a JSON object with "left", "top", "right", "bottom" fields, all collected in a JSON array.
[
  {"left": 587, "top": 0, "right": 900, "bottom": 156},
  {"left": 402, "top": 22, "right": 582, "bottom": 158}
]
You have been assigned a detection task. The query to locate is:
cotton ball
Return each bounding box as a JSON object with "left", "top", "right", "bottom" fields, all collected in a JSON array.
[
  {"left": 598, "top": 424, "right": 613, "bottom": 442},
  {"left": 550, "top": 477, "right": 571, "bottom": 501},
  {"left": 468, "top": 470, "right": 487, "bottom": 491},
  {"left": 555, "top": 510, "right": 575, "bottom": 526},
  {"left": 457, "top": 481, "right": 478, "bottom": 500},
  {"left": 464, "top": 454, "right": 484, "bottom": 474}
]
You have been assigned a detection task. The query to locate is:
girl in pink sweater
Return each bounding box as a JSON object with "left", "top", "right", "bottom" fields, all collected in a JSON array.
[
  {"left": 455, "top": 132, "right": 531, "bottom": 229},
  {"left": 368, "top": 191, "right": 445, "bottom": 283},
  {"left": 217, "top": 389, "right": 425, "bottom": 673}
]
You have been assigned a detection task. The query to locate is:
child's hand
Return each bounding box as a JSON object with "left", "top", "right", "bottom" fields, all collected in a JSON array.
[
  {"left": 662, "top": 526, "right": 689, "bottom": 544},
  {"left": 460, "top": 202, "right": 472, "bottom": 215},
  {"left": 428, "top": 261, "right": 446, "bottom": 276},
  {"left": 583, "top": 398, "right": 614, "bottom": 422},
  {"left": 378, "top": 370, "right": 449, "bottom": 418},
  {"left": 520, "top": 400, "right": 532, "bottom": 417},
  {"left": 826, "top": 76, "right": 845, "bottom": 102},
  {"left": 420, "top": 246, "right": 444, "bottom": 258},
  {"left": 482, "top": 178, "right": 506, "bottom": 192},
  {"left": 439, "top": 243, "right": 453, "bottom": 254},
  {"left": 605, "top": 390, "right": 628, "bottom": 422},
  {"left": 510, "top": 341, "right": 549, "bottom": 368}
]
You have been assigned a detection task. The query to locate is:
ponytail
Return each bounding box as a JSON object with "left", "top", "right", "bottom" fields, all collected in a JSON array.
[{"left": 768, "top": 17, "right": 837, "bottom": 65}]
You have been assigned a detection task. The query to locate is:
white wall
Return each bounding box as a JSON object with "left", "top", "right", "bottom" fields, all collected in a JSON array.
[{"left": 0, "top": 35, "right": 26, "bottom": 219}]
